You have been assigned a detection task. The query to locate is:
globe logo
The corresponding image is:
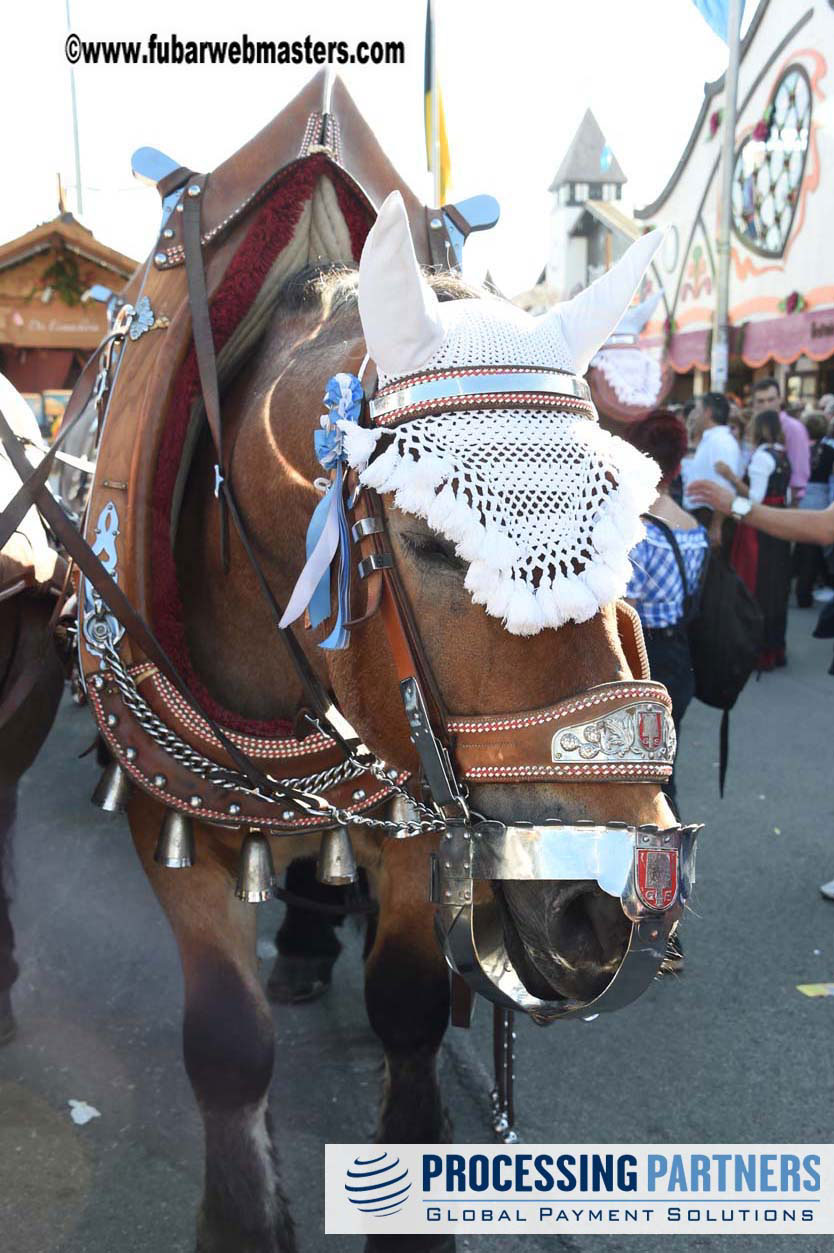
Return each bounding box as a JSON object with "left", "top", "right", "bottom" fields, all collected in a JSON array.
[{"left": 344, "top": 1151, "right": 412, "bottom": 1217}]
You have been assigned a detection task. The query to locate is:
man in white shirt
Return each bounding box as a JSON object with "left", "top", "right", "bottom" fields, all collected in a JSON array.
[{"left": 682, "top": 392, "right": 741, "bottom": 542}]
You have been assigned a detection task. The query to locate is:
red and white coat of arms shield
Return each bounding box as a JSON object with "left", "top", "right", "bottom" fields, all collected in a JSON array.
[{"left": 636, "top": 847, "right": 678, "bottom": 910}]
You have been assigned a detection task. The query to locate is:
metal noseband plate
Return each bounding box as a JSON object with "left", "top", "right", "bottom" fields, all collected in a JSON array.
[{"left": 432, "top": 819, "right": 700, "bottom": 1022}]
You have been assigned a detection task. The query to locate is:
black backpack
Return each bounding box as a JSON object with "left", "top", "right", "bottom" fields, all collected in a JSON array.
[{"left": 644, "top": 515, "right": 763, "bottom": 792}]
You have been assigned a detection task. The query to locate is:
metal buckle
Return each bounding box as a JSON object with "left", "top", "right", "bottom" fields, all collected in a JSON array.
[
  {"left": 351, "top": 516, "right": 385, "bottom": 542},
  {"left": 400, "top": 676, "right": 468, "bottom": 821},
  {"left": 357, "top": 552, "right": 393, "bottom": 579}
]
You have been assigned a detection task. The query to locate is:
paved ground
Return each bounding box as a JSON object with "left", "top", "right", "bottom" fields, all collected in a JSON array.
[{"left": 1, "top": 606, "right": 834, "bottom": 1253}]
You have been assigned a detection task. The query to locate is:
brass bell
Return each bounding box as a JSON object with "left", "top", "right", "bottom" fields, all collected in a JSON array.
[
  {"left": 316, "top": 825, "right": 357, "bottom": 886},
  {"left": 91, "top": 760, "right": 131, "bottom": 812},
  {"left": 153, "top": 810, "right": 196, "bottom": 868},
  {"left": 234, "top": 830, "right": 276, "bottom": 903}
]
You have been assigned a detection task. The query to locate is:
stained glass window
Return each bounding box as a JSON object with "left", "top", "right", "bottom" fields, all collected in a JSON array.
[{"left": 731, "top": 66, "right": 811, "bottom": 257}]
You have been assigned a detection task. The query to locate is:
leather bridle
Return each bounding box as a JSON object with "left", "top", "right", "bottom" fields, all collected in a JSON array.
[{"left": 334, "top": 360, "right": 699, "bottom": 1022}]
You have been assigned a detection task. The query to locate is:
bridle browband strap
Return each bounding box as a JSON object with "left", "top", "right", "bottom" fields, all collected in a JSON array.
[{"left": 368, "top": 365, "right": 596, "bottom": 427}]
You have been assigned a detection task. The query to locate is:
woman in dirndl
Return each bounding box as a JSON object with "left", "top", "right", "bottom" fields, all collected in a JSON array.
[{"left": 717, "top": 408, "right": 792, "bottom": 670}]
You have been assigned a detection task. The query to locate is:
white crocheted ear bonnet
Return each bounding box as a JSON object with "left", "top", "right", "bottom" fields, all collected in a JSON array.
[{"left": 340, "top": 193, "right": 664, "bottom": 637}]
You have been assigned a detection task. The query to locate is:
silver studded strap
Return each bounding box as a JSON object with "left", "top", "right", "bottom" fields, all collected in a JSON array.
[{"left": 101, "top": 644, "right": 444, "bottom": 836}]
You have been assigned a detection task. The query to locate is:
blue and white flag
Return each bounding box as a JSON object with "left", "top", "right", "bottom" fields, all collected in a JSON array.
[{"left": 691, "top": 0, "right": 744, "bottom": 42}]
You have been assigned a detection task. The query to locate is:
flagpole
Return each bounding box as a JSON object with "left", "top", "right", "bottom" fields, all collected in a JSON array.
[
  {"left": 66, "top": 0, "right": 84, "bottom": 216},
  {"left": 711, "top": 0, "right": 743, "bottom": 393},
  {"left": 431, "top": 0, "right": 441, "bottom": 205}
]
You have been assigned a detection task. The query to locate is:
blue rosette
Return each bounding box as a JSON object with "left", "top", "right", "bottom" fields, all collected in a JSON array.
[{"left": 278, "top": 373, "right": 364, "bottom": 650}]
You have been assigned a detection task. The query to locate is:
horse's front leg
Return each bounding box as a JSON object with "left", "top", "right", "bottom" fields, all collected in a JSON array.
[
  {"left": 363, "top": 834, "right": 454, "bottom": 1253},
  {"left": 129, "top": 793, "right": 295, "bottom": 1253}
]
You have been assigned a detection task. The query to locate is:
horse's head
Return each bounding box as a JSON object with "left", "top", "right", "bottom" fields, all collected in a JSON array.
[{"left": 241, "top": 192, "right": 675, "bottom": 1009}]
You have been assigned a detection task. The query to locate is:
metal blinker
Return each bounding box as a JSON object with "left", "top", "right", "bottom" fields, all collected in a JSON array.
[
  {"left": 235, "top": 830, "right": 276, "bottom": 903},
  {"left": 316, "top": 826, "right": 357, "bottom": 886},
  {"left": 153, "top": 810, "right": 196, "bottom": 868},
  {"left": 91, "top": 760, "right": 131, "bottom": 812}
]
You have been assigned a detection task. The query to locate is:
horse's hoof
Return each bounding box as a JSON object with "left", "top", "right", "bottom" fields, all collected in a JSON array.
[
  {"left": 0, "top": 992, "right": 16, "bottom": 1046},
  {"left": 266, "top": 953, "right": 336, "bottom": 1004}
]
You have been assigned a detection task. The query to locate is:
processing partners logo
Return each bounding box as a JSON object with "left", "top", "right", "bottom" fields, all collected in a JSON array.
[
  {"left": 327, "top": 1144, "right": 834, "bottom": 1236},
  {"left": 345, "top": 1150, "right": 412, "bottom": 1218}
]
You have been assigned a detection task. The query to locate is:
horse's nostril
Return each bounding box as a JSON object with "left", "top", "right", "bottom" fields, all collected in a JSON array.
[
  {"left": 498, "top": 879, "right": 630, "bottom": 1002},
  {"left": 551, "top": 890, "right": 606, "bottom": 962},
  {"left": 545, "top": 884, "right": 627, "bottom": 968}
]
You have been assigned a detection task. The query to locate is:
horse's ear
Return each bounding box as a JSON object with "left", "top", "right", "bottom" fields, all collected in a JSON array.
[
  {"left": 358, "top": 191, "right": 444, "bottom": 376},
  {"left": 550, "top": 228, "right": 666, "bottom": 375}
]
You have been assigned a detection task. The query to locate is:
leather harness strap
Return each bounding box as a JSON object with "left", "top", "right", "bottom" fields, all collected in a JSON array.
[
  {"left": 447, "top": 680, "right": 674, "bottom": 784},
  {"left": 347, "top": 467, "right": 449, "bottom": 737},
  {"left": 180, "top": 187, "right": 362, "bottom": 762},
  {"left": 157, "top": 166, "right": 196, "bottom": 201},
  {"left": 182, "top": 177, "right": 230, "bottom": 571}
]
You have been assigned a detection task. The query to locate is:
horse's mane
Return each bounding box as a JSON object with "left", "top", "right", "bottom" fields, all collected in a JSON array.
[
  {"left": 197, "top": 264, "right": 486, "bottom": 438},
  {"left": 277, "top": 262, "right": 485, "bottom": 318}
]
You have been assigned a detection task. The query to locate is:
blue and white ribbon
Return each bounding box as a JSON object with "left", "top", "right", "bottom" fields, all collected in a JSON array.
[{"left": 278, "top": 373, "right": 364, "bottom": 650}]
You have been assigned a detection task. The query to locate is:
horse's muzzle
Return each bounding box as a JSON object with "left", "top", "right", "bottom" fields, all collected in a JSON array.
[{"left": 430, "top": 818, "right": 701, "bottom": 1023}]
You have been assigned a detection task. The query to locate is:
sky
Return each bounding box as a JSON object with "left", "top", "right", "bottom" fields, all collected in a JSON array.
[{"left": 0, "top": 0, "right": 754, "bottom": 295}]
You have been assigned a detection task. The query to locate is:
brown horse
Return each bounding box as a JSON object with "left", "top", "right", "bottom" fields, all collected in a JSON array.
[{"left": 111, "top": 219, "right": 678, "bottom": 1253}]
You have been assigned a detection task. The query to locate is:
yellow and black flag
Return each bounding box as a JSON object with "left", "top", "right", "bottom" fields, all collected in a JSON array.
[{"left": 424, "top": 0, "right": 450, "bottom": 205}]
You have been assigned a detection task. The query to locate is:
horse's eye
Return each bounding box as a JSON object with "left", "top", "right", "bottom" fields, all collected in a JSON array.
[{"left": 401, "top": 531, "right": 466, "bottom": 572}]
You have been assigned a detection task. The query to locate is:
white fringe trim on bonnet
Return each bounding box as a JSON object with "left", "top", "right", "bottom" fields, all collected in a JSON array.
[{"left": 339, "top": 408, "right": 659, "bottom": 637}]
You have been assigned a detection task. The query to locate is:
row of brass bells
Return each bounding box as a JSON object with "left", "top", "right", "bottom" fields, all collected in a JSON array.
[{"left": 91, "top": 765, "right": 358, "bottom": 901}]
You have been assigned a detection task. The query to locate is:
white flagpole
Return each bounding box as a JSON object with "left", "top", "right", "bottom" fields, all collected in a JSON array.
[
  {"left": 431, "top": 0, "right": 441, "bottom": 206},
  {"left": 711, "top": 0, "right": 743, "bottom": 393},
  {"left": 66, "top": 0, "right": 84, "bottom": 216}
]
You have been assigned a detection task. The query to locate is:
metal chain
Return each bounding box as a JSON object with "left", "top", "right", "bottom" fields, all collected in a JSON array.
[
  {"left": 101, "top": 644, "right": 361, "bottom": 794},
  {"left": 98, "top": 643, "right": 445, "bottom": 837},
  {"left": 302, "top": 713, "right": 447, "bottom": 835}
]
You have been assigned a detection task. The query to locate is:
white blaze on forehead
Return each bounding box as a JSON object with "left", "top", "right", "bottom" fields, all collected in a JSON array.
[{"left": 349, "top": 198, "right": 665, "bottom": 636}]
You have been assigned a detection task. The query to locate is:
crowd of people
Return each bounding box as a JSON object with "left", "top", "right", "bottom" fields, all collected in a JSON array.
[
  {"left": 626, "top": 381, "right": 832, "bottom": 714},
  {"left": 623, "top": 381, "right": 834, "bottom": 898}
]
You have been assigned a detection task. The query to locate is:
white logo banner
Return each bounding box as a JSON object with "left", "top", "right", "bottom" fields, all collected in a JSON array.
[{"left": 325, "top": 1144, "right": 832, "bottom": 1236}]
